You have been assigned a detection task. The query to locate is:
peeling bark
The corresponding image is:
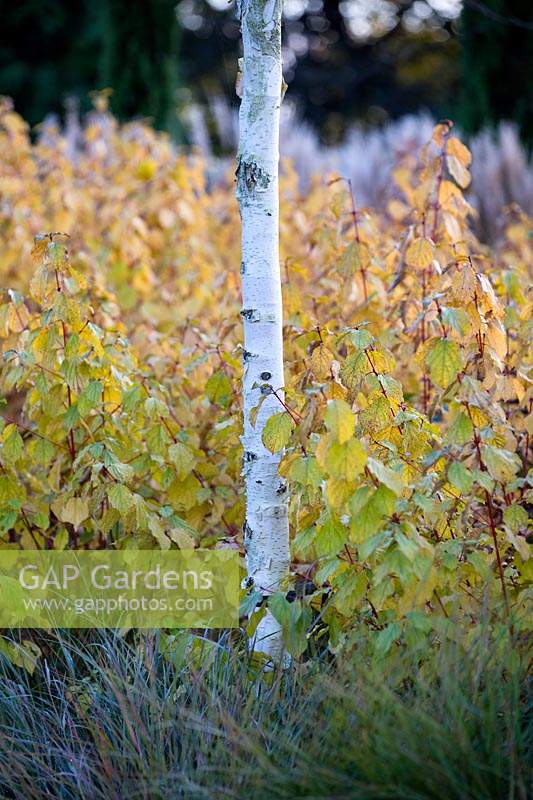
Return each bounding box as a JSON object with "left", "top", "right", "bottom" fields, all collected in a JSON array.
[{"left": 237, "top": 0, "right": 289, "bottom": 661}]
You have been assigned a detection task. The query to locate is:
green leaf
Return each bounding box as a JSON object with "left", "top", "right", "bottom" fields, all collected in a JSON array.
[
  {"left": 288, "top": 456, "right": 322, "bottom": 488},
  {"left": 473, "top": 469, "right": 494, "bottom": 492},
  {"left": 315, "top": 514, "right": 346, "bottom": 556},
  {"left": 103, "top": 450, "right": 134, "bottom": 482},
  {"left": 168, "top": 441, "right": 197, "bottom": 478},
  {"left": 340, "top": 351, "right": 367, "bottom": 389},
  {"left": 33, "top": 511, "right": 49, "bottom": 530},
  {"left": 0, "top": 510, "right": 18, "bottom": 530},
  {"left": 239, "top": 589, "right": 263, "bottom": 618},
  {"left": 146, "top": 424, "right": 170, "bottom": 456},
  {"left": 122, "top": 386, "right": 143, "bottom": 412},
  {"left": 1, "top": 424, "right": 23, "bottom": 462},
  {"left": 60, "top": 358, "right": 79, "bottom": 388},
  {"left": 376, "top": 374, "right": 403, "bottom": 402},
  {"left": 445, "top": 411, "right": 473, "bottom": 446},
  {"left": 65, "top": 333, "right": 80, "bottom": 358},
  {"left": 206, "top": 371, "right": 232, "bottom": 407},
  {"left": 359, "top": 530, "right": 392, "bottom": 560},
  {"left": 31, "top": 438, "right": 55, "bottom": 466},
  {"left": 333, "top": 571, "right": 367, "bottom": 616},
  {"left": 349, "top": 484, "right": 373, "bottom": 515},
  {"left": 107, "top": 484, "right": 135, "bottom": 514},
  {"left": 481, "top": 445, "right": 521, "bottom": 482},
  {"left": 144, "top": 397, "right": 168, "bottom": 419},
  {"left": 0, "top": 475, "right": 25, "bottom": 504},
  {"left": 440, "top": 307, "right": 470, "bottom": 336},
  {"left": 426, "top": 339, "right": 463, "bottom": 388},
  {"left": 63, "top": 403, "right": 79, "bottom": 432},
  {"left": 268, "top": 593, "right": 311, "bottom": 658},
  {"left": 0, "top": 638, "right": 41, "bottom": 674},
  {"left": 351, "top": 485, "right": 396, "bottom": 543},
  {"left": 54, "top": 528, "right": 69, "bottom": 550},
  {"left": 349, "top": 329, "right": 374, "bottom": 349},
  {"left": 35, "top": 371, "right": 48, "bottom": 396},
  {"left": 325, "top": 399, "right": 355, "bottom": 444},
  {"left": 447, "top": 461, "right": 473, "bottom": 494},
  {"left": 395, "top": 531, "right": 420, "bottom": 561},
  {"left": 262, "top": 412, "right": 294, "bottom": 453},
  {"left": 375, "top": 621, "right": 402, "bottom": 654},
  {"left": 367, "top": 457, "right": 404, "bottom": 496},
  {"left": 339, "top": 241, "right": 370, "bottom": 277},
  {"left": 503, "top": 504, "right": 528, "bottom": 533},
  {"left": 293, "top": 527, "right": 316, "bottom": 558},
  {"left": 355, "top": 502, "right": 384, "bottom": 543},
  {"left": 78, "top": 380, "right": 103, "bottom": 416}
]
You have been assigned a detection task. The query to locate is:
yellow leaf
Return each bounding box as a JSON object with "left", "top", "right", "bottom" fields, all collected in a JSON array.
[
  {"left": 413, "top": 179, "right": 433, "bottom": 212},
  {"left": 326, "top": 478, "right": 352, "bottom": 508},
  {"left": 319, "top": 437, "right": 367, "bottom": 481},
  {"left": 438, "top": 179, "right": 463, "bottom": 207},
  {"left": 30, "top": 236, "right": 50, "bottom": 262},
  {"left": 168, "top": 474, "right": 201, "bottom": 510},
  {"left": 442, "top": 211, "right": 462, "bottom": 241},
  {"left": 325, "top": 399, "right": 355, "bottom": 444},
  {"left": 136, "top": 159, "right": 157, "bottom": 181},
  {"left": 486, "top": 321, "right": 507, "bottom": 360},
  {"left": 447, "top": 137, "right": 471, "bottom": 167},
  {"left": 359, "top": 395, "right": 393, "bottom": 434},
  {"left": 47, "top": 460, "right": 62, "bottom": 492},
  {"left": 32, "top": 327, "right": 53, "bottom": 357},
  {"left": 262, "top": 412, "right": 294, "bottom": 453},
  {"left": 326, "top": 381, "right": 347, "bottom": 401},
  {"left": 339, "top": 242, "right": 370, "bottom": 277},
  {"left": 432, "top": 122, "right": 450, "bottom": 147},
  {"left": 447, "top": 155, "right": 471, "bottom": 189},
  {"left": 283, "top": 284, "right": 302, "bottom": 316},
  {"left": 387, "top": 199, "right": 409, "bottom": 221},
  {"left": 310, "top": 344, "right": 333, "bottom": 380},
  {"left": 405, "top": 238, "right": 434, "bottom": 269},
  {"left": 168, "top": 528, "right": 196, "bottom": 549},
  {"left": 365, "top": 349, "right": 396, "bottom": 375},
  {"left": 57, "top": 497, "right": 90, "bottom": 529},
  {"left": 468, "top": 405, "right": 489, "bottom": 428},
  {"left": 451, "top": 263, "right": 477, "bottom": 302}
]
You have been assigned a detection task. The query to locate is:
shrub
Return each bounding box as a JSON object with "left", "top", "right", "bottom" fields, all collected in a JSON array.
[{"left": 0, "top": 101, "right": 531, "bottom": 657}]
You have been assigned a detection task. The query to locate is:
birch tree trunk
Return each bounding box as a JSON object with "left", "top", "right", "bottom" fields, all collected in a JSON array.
[{"left": 236, "top": 0, "right": 289, "bottom": 661}]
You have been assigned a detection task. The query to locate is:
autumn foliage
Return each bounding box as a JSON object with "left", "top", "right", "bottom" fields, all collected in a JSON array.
[{"left": 0, "top": 99, "right": 531, "bottom": 656}]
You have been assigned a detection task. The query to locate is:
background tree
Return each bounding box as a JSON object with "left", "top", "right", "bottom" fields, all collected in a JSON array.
[
  {"left": 99, "top": 0, "right": 182, "bottom": 135},
  {"left": 458, "top": 0, "right": 533, "bottom": 146},
  {"left": 0, "top": 0, "right": 181, "bottom": 135},
  {"left": 0, "top": 1, "right": 531, "bottom": 145},
  {"left": 0, "top": 0, "right": 100, "bottom": 127}
]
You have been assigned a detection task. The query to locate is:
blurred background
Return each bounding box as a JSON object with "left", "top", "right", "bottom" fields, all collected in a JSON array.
[
  {"left": 0, "top": 0, "right": 531, "bottom": 147},
  {"left": 1, "top": 0, "right": 531, "bottom": 240}
]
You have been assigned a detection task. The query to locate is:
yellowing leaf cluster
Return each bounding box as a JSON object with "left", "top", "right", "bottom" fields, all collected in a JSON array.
[{"left": 0, "top": 103, "right": 531, "bottom": 652}]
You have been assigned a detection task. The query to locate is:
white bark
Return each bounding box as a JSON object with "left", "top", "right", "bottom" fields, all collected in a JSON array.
[{"left": 237, "top": 0, "right": 289, "bottom": 661}]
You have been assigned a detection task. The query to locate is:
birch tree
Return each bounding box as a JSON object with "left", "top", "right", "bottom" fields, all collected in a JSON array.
[{"left": 236, "top": 0, "right": 289, "bottom": 660}]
